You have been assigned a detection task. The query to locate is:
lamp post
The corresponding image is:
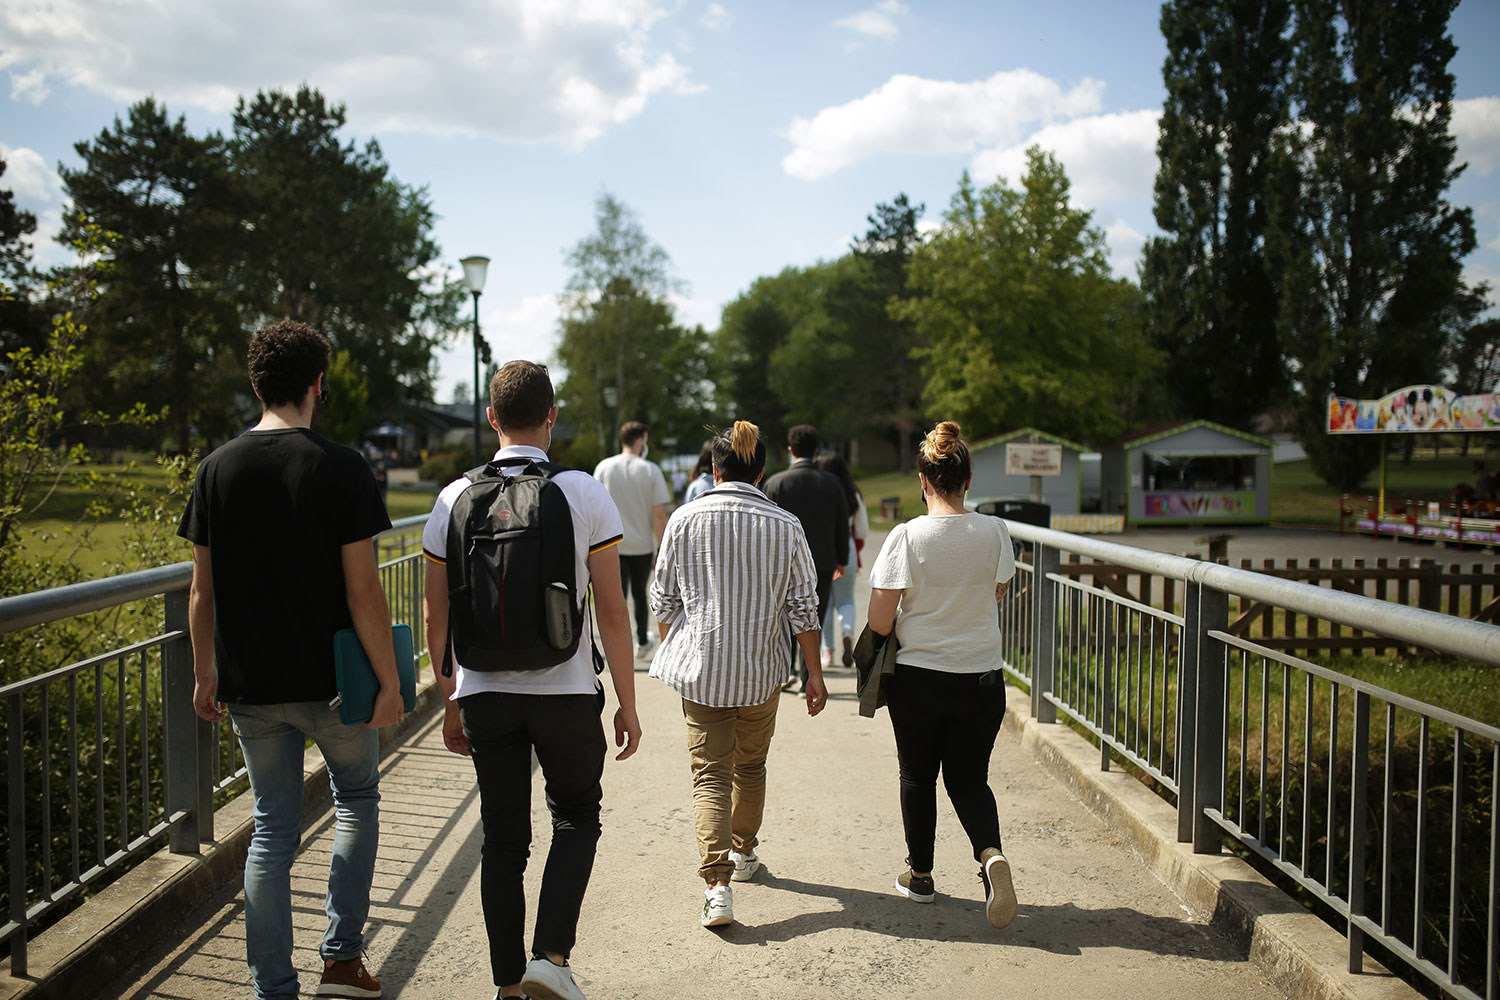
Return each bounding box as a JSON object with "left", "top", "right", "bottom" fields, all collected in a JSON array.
[
  {"left": 601, "top": 385, "right": 619, "bottom": 451},
  {"left": 460, "top": 255, "right": 490, "bottom": 467}
]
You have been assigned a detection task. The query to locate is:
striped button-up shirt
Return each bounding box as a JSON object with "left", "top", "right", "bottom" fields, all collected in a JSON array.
[{"left": 647, "top": 480, "right": 821, "bottom": 707}]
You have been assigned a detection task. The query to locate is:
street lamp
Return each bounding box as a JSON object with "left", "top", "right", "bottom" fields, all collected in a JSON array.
[
  {"left": 460, "top": 255, "right": 490, "bottom": 467},
  {"left": 601, "top": 385, "right": 619, "bottom": 450}
]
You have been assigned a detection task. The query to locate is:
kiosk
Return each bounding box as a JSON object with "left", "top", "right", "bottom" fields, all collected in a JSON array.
[{"left": 1101, "top": 420, "right": 1273, "bottom": 526}]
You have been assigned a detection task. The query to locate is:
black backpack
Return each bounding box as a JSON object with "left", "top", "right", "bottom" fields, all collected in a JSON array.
[{"left": 441, "top": 458, "right": 583, "bottom": 675}]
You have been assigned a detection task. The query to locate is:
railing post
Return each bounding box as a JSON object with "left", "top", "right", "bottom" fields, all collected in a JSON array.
[
  {"left": 1100, "top": 599, "right": 1115, "bottom": 772},
  {"left": 197, "top": 717, "right": 217, "bottom": 844},
  {"left": 1177, "top": 581, "right": 1201, "bottom": 843},
  {"left": 1031, "top": 542, "right": 1059, "bottom": 724},
  {"left": 1193, "top": 585, "right": 1228, "bottom": 854},
  {"left": 1348, "top": 690, "right": 1371, "bottom": 973},
  {"left": 7, "top": 694, "right": 27, "bottom": 975},
  {"left": 163, "top": 589, "right": 199, "bottom": 853}
]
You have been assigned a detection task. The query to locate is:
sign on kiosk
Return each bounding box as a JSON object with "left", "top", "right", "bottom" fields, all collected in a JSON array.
[{"left": 1006, "top": 443, "right": 1063, "bottom": 476}]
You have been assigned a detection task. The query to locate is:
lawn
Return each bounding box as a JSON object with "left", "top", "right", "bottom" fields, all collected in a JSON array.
[
  {"left": 10, "top": 462, "right": 437, "bottom": 582},
  {"left": 1269, "top": 453, "right": 1482, "bottom": 527}
]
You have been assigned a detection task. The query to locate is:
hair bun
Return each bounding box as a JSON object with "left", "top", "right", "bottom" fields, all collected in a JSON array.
[{"left": 731, "top": 420, "right": 759, "bottom": 463}]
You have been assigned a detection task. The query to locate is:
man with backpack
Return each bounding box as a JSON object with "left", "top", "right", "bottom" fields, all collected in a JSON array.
[{"left": 422, "top": 360, "right": 641, "bottom": 1000}]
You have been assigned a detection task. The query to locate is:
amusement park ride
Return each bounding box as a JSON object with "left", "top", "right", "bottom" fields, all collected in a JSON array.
[{"left": 1330, "top": 384, "right": 1500, "bottom": 548}]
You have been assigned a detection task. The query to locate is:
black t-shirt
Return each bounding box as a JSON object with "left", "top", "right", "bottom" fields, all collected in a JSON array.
[{"left": 177, "top": 428, "right": 392, "bottom": 704}]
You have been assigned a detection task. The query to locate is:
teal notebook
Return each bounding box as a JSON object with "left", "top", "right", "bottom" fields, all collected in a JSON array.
[{"left": 332, "top": 624, "right": 417, "bottom": 725}]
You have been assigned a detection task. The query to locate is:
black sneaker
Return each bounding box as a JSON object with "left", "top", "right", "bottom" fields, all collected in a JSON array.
[
  {"left": 979, "top": 848, "right": 1017, "bottom": 928},
  {"left": 895, "top": 863, "right": 935, "bottom": 903},
  {"left": 842, "top": 633, "right": 855, "bottom": 668}
]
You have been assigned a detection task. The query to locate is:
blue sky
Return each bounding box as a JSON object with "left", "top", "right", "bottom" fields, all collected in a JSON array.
[{"left": 2, "top": 0, "right": 1497, "bottom": 402}]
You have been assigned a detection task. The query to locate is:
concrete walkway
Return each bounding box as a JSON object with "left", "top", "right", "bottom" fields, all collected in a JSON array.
[{"left": 101, "top": 661, "right": 1288, "bottom": 1000}]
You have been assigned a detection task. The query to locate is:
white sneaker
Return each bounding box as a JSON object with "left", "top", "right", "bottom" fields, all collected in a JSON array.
[
  {"left": 730, "top": 849, "right": 760, "bottom": 882},
  {"left": 981, "top": 849, "right": 1017, "bottom": 929},
  {"left": 701, "top": 884, "right": 733, "bottom": 927},
  {"left": 520, "top": 957, "right": 586, "bottom": 1000}
]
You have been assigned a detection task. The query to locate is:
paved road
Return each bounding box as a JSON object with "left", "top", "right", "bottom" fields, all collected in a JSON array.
[
  {"left": 1097, "top": 524, "right": 1500, "bottom": 569},
  {"left": 103, "top": 679, "right": 1286, "bottom": 1000}
]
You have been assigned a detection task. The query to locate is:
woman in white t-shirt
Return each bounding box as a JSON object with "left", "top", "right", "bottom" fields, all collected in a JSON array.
[{"left": 867, "top": 420, "right": 1018, "bottom": 931}]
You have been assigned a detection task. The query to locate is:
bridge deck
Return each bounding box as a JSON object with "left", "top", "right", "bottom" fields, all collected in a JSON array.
[{"left": 100, "top": 667, "right": 1287, "bottom": 1000}]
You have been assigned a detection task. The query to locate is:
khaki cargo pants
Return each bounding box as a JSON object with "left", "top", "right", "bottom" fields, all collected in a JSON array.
[{"left": 682, "top": 689, "right": 780, "bottom": 884}]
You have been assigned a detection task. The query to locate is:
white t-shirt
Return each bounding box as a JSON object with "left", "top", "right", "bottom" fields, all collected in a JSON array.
[
  {"left": 422, "top": 445, "right": 624, "bottom": 697},
  {"left": 869, "top": 512, "right": 1016, "bottom": 674},
  {"left": 592, "top": 452, "right": 670, "bottom": 556}
]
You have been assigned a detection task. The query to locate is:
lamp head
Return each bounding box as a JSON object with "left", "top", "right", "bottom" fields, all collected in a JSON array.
[{"left": 460, "top": 255, "right": 490, "bottom": 295}]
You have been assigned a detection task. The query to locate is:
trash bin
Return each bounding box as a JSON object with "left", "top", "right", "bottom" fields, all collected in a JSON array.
[
  {"left": 879, "top": 495, "right": 902, "bottom": 520},
  {"left": 975, "top": 498, "right": 1050, "bottom": 527},
  {"left": 975, "top": 497, "right": 1050, "bottom": 557}
]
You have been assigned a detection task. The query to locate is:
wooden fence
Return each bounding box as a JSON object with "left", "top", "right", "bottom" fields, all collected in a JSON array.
[{"left": 1055, "top": 553, "right": 1499, "bottom": 656}]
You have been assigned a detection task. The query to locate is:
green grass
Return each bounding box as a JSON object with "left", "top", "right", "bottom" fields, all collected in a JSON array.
[
  {"left": 1270, "top": 453, "right": 1485, "bottom": 527},
  {"left": 855, "top": 468, "right": 925, "bottom": 526}
]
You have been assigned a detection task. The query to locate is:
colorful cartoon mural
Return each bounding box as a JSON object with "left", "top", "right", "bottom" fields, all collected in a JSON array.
[
  {"left": 1327, "top": 385, "right": 1500, "bottom": 434},
  {"left": 1143, "top": 492, "right": 1256, "bottom": 518}
]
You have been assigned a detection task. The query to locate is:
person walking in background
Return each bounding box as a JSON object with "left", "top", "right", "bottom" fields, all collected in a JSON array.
[
  {"left": 763, "top": 424, "right": 849, "bottom": 691},
  {"left": 423, "top": 361, "right": 641, "bottom": 1000},
  {"left": 648, "top": 421, "right": 827, "bottom": 929},
  {"left": 593, "top": 421, "right": 671, "bottom": 658},
  {"left": 179, "top": 320, "right": 402, "bottom": 1000},
  {"left": 816, "top": 452, "right": 868, "bottom": 668},
  {"left": 866, "top": 421, "right": 1019, "bottom": 931},
  {"left": 683, "top": 439, "right": 715, "bottom": 502}
]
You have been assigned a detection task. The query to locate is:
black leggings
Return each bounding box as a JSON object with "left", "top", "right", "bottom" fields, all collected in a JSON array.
[{"left": 886, "top": 664, "right": 1006, "bottom": 873}]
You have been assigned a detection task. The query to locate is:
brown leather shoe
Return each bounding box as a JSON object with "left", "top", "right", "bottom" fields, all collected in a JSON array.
[{"left": 316, "top": 956, "right": 382, "bottom": 998}]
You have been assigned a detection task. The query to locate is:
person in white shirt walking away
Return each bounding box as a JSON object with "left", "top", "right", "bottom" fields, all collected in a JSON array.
[
  {"left": 647, "top": 420, "right": 828, "bottom": 929},
  {"left": 866, "top": 420, "right": 1019, "bottom": 931},
  {"left": 593, "top": 421, "right": 671, "bottom": 658}
]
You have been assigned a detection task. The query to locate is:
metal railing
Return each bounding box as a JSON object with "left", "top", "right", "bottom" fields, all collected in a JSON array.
[
  {"left": 0, "top": 514, "right": 430, "bottom": 975},
  {"left": 997, "top": 521, "right": 1500, "bottom": 1000}
]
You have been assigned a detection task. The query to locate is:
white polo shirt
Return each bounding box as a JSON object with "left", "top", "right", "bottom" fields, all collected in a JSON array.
[{"left": 423, "top": 446, "right": 623, "bottom": 697}]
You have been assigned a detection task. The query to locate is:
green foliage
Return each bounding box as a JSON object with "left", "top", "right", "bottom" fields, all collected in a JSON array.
[
  {"left": 1143, "top": 0, "right": 1293, "bottom": 429},
  {"left": 1279, "top": 0, "right": 1477, "bottom": 490},
  {"left": 317, "top": 349, "right": 371, "bottom": 446},
  {"left": 555, "top": 194, "right": 711, "bottom": 451},
  {"left": 896, "top": 151, "right": 1157, "bottom": 445},
  {"left": 0, "top": 155, "right": 39, "bottom": 352},
  {"left": 418, "top": 442, "right": 470, "bottom": 486}
]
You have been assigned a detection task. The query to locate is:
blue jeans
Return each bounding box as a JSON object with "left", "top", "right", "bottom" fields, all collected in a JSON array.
[
  {"left": 821, "top": 561, "right": 856, "bottom": 652},
  {"left": 229, "top": 701, "right": 382, "bottom": 1000}
]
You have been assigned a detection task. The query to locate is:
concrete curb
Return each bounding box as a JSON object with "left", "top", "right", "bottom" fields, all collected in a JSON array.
[
  {"left": 1000, "top": 685, "right": 1419, "bottom": 1000},
  {"left": 0, "top": 677, "right": 445, "bottom": 1000}
]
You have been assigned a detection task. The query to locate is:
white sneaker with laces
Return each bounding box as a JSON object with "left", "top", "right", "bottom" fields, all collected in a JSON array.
[
  {"left": 701, "top": 884, "right": 734, "bottom": 927},
  {"left": 730, "top": 849, "right": 760, "bottom": 882},
  {"left": 520, "top": 957, "right": 587, "bottom": 1000}
]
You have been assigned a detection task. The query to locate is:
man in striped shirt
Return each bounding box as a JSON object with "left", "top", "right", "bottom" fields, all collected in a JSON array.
[{"left": 647, "top": 420, "right": 827, "bottom": 929}]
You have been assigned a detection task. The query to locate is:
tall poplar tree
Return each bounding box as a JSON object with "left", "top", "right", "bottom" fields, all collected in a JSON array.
[
  {"left": 1142, "top": 0, "right": 1293, "bottom": 430},
  {"left": 1280, "top": 0, "right": 1476, "bottom": 489}
]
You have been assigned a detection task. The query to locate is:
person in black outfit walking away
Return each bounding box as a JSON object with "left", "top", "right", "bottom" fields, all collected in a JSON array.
[{"left": 763, "top": 425, "right": 849, "bottom": 690}]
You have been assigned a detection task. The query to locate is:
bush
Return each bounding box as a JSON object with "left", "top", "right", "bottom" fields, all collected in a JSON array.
[{"left": 418, "top": 443, "right": 470, "bottom": 485}]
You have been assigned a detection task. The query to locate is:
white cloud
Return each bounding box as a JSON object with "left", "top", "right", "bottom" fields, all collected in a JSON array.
[
  {"left": 834, "top": 0, "right": 908, "bottom": 41},
  {"left": 1454, "top": 96, "right": 1500, "bottom": 177},
  {"left": 968, "top": 109, "right": 1160, "bottom": 208},
  {"left": 0, "top": 142, "right": 66, "bottom": 263},
  {"left": 1102, "top": 217, "right": 1147, "bottom": 279},
  {"left": 782, "top": 70, "right": 1104, "bottom": 180},
  {"left": 0, "top": 0, "right": 700, "bottom": 148},
  {"left": 701, "top": 3, "right": 731, "bottom": 32},
  {"left": 669, "top": 292, "right": 722, "bottom": 332}
]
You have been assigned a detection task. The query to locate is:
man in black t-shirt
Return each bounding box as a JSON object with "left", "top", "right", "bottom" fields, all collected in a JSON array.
[{"left": 178, "top": 320, "right": 402, "bottom": 1000}]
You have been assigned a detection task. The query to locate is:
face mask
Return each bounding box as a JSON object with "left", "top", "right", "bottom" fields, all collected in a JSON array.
[{"left": 639, "top": 443, "right": 650, "bottom": 460}]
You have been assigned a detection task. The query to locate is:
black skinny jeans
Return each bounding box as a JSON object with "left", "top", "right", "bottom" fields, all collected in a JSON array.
[
  {"left": 886, "top": 664, "right": 1006, "bottom": 874},
  {"left": 459, "top": 689, "right": 606, "bottom": 987},
  {"left": 618, "top": 552, "right": 654, "bottom": 646}
]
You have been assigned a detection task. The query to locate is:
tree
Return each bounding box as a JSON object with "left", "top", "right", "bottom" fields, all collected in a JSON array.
[
  {"left": 555, "top": 195, "right": 708, "bottom": 458},
  {"left": 230, "top": 85, "right": 459, "bottom": 431},
  {"left": 713, "top": 273, "right": 797, "bottom": 450},
  {"left": 852, "top": 193, "right": 927, "bottom": 465},
  {"left": 894, "top": 151, "right": 1156, "bottom": 445},
  {"left": 0, "top": 156, "right": 40, "bottom": 355},
  {"left": 1142, "top": 0, "right": 1294, "bottom": 429},
  {"left": 1279, "top": 0, "right": 1477, "bottom": 489},
  {"left": 59, "top": 98, "right": 244, "bottom": 449}
]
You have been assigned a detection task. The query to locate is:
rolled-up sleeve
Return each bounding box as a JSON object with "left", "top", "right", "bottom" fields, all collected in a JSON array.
[
  {"left": 783, "top": 529, "right": 821, "bottom": 634},
  {"left": 648, "top": 519, "right": 684, "bottom": 623}
]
